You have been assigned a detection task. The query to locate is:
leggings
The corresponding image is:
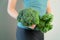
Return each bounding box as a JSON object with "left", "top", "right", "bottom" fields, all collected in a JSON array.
[{"left": 16, "top": 26, "right": 44, "bottom": 40}]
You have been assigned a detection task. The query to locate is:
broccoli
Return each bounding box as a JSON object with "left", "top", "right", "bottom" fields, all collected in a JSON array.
[
  {"left": 36, "top": 13, "right": 53, "bottom": 33},
  {"left": 17, "top": 8, "right": 53, "bottom": 33},
  {"left": 17, "top": 8, "right": 40, "bottom": 26}
]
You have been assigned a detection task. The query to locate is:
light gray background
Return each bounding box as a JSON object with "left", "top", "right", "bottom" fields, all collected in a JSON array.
[
  {"left": 45, "top": 0, "right": 60, "bottom": 40},
  {"left": 0, "top": 0, "right": 60, "bottom": 40}
]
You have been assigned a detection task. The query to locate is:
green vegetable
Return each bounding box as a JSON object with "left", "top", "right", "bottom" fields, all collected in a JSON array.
[
  {"left": 36, "top": 13, "right": 53, "bottom": 33},
  {"left": 17, "top": 8, "right": 53, "bottom": 33},
  {"left": 17, "top": 8, "right": 39, "bottom": 26}
]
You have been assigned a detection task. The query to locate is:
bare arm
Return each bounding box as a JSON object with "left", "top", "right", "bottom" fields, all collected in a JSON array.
[
  {"left": 46, "top": 0, "right": 52, "bottom": 14},
  {"left": 7, "top": 0, "right": 18, "bottom": 19}
]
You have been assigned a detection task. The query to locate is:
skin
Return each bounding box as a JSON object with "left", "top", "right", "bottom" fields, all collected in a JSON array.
[{"left": 7, "top": 0, "right": 52, "bottom": 29}]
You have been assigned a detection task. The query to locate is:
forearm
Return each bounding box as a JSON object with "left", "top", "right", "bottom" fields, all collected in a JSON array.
[
  {"left": 7, "top": 9, "right": 18, "bottom": 19},
  {"left": 46, "top": 6, "right": 52, "bottom": 13},
  {"left": 46, "top": 0, "right": 52, "bottom": 14}
]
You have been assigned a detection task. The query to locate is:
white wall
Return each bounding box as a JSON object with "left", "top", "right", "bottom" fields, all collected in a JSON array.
[{"left": 45, "top": 0, "right": 60, "bottom": 40}]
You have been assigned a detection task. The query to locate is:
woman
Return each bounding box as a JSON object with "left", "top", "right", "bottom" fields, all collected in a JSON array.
[{"left": 7, "top": 0, "right": 52, "bottom": 40}]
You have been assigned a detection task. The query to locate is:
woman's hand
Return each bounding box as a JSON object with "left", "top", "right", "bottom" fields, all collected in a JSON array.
[{"left": 29, "top": 24, "right": 36, "bottom": 29}]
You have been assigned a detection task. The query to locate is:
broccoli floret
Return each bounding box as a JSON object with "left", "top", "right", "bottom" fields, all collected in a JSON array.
[
  {"left": 36, "top": 13, "right": 53, "bottom": 33},
  {"left": 17, "top": 8, "right": 39, "bottom": 26}
]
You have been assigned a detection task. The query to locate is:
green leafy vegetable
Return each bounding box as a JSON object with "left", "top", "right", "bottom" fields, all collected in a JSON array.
[
  {"left": 36, "top": 13, "right": 53, "bottom": 33},
  {"left": 17, "top": 8, "right": 39, "bottom": 26},
  {"left": 17, "top": 8, "right": 53, "bottom": 33}
]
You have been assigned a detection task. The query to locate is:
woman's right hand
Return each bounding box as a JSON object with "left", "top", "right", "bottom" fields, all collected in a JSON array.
[{"left": 29, "top": 24, "right": 36, "bottom": 29}]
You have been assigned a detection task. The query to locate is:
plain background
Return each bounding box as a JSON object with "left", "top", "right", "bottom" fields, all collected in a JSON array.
[{"left": 0, "top": 0, "right": 60, "bottom": 40}]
